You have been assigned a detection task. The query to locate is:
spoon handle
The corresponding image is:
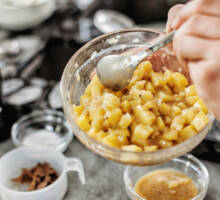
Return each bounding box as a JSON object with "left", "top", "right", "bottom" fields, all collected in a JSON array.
[
  {"left": 148, "top": 30, "right": 176, "bottom": 53},
  {"left": 131, "top": 31, "right": 176, "bottom": 68}
]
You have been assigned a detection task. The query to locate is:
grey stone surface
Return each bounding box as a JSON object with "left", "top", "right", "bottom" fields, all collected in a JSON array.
[{"left": 0, "top": 139, "right": 219, "bottom": 200}]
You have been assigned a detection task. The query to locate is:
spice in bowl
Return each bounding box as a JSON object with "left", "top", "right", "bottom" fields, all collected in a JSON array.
[
  {"left": 134, "top": 169, "right": 198, "bottom": 200},
  {"left": 11, "top": 162, "right": 58, "bottom": 191}
]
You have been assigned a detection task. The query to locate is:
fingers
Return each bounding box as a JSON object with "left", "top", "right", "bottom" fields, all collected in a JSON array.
[
  {"left": 188, "top": 60, "right": 220, "bottom": 120},
  {"left": 173, "top": 33, "right": 215, "bottom": 62},
  {"left": 172, "top": 0, "right": 220, "bottom": 29},
  {"left": 189, "top": 60, "right": 220, "bottom": 89},
  {"left": 166, "top": 4, "right": 183, "bottom": 33},
  {"left": 177, "top": 14, "right": 220, "bottom": 39}
]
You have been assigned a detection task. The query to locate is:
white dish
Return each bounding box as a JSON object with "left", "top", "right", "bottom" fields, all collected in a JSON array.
[
  {"left": 0, "top": 147, "right": 85, "bottom": 200},
  {"left": 0, "top": 0, "right": 56, "bottom": 31}
]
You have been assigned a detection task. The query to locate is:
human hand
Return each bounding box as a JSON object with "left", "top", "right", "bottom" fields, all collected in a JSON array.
[{"left": 166, "top": 0, "right": 220, "bottom": 120}]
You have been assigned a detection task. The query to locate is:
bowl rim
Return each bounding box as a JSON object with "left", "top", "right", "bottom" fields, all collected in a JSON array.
[
  {"left": 60, "top": 28, "right": 215, "bottom": 165},
  {"left": 0, "top": 0, "right": 54, "bottom": 10},
  {"left": 11, "top": 109, "right": 73, "bottom": 152},
  {"left": 123, "top": 154, "right": 210, "bottom": 200}
]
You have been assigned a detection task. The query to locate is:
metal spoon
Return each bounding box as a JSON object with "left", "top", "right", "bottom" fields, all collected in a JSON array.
[{"left": 96, "top": 31, "right": 175, "bottom": 91}]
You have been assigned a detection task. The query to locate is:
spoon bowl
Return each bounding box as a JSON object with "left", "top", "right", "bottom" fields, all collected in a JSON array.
[
  {"left": 96, "top": 54, "right": 135, "bottom": 91},
  {"left": 96, "top": 31, "right": 175, "bottom": 91}
]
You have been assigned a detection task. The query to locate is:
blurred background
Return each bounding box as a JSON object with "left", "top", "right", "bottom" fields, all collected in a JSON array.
[{"left": 0, "top": 0, "right": 219, "bottom": 162}]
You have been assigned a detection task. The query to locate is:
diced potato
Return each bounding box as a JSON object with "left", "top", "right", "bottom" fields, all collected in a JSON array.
[
  {"left": 194, "top": 99, "right": 208, "bottom": 114},
  {"left": 151, "top": 72, "right": 165, "bottom": 87},
  {"left": 109, "top": 128, "right": 130, "bottom": 137},
  {"left": 135, "top": 80, "right": 146, "bottom": 90},
  {"left": 131, "top": 135, "right": 148, "bottom": 146},
  {"left": 172, "top": 105, "right": 182, "bottom": 116},
  {"left": 143, "top": 145, "right": 158, "bottom": 152},
  {"left": 174, "top": 92, "right": 185, "bottom": 101},
  {"left": 121, "top": 95, "right": 132, "bottom": 101},
  {"left": 73, "top": 104, "right": 84, "bottom": 116},
  {"left": 87, "top": 127, "right": 98, "bottom": 138},
  {"left": 121, "top": 144, "right": 142, "bottom": 152},
  {"left": 134, "top": 105, "right": 142, "bottom": 121},
  {"left": 162, "top": 129, "right": 178, "bottom": 140},
  {"left": 181, "top": 108, "right": 196, "bottom": 124},
  {"left": 89, "top": 107, "right": 104, "bottom": 120},
  {"left": 76, "top": 114, "right": 90, "bottom": 131},
  {"left": 80, "top": 94, "right": 90, "bottom": 106},
  {"left": 142, "top": 61, "right": 153, "bottom": 78},
  {"left": 134, "top": 63, "right": 148, "bottom": 80},
  {"left": 175, "top": 138, "right": 183, "bottom": 144},
  {"left": 102, "top": 119, "right": 110, "bottom": 130},
  {"left": 185, "top": 96, "right": 199, "bottom": 106},
  {"left": 158, "top": 139, "right": 173, "bottom": 148},
  {"left": 191, "top": 111, "right": 209, "bottom": 132},
  {"left": 103, "top": 93, "right": 120, "bottom": 109},
  {"left": 139, "top": 90, "right": 153, "bottom": 102},
  {"left": 91, "top": 85, "right": 102, "bottom": 96},
  {"left": 113, "top": 90, "right": 123, "bottom": 98},
  {"left": 133, "top": 124, "right": 154, "bottom": 140},
  {"left": 164, "top": 69, "right": 173, "bottom": 83},
  {"left": 128, "top": 61, "right": 151, "bottom": 88},
  {"left": 158, "top": 91, "right": 173, "bottom": 102},
  {"left": 106, "top": 108, "right": 122, "bottom": 127},
  {"left": 92, "top": 75, "right": 104, "bottom": 88},
  {"left": 156, "top": 117, "right": 165, "bottom": 131},
  {"left": 177, "top": 102, "right": 187, "bottom": 109},
  {"left": 130, "top": 120, "right": 138, "bottom": 133},
  {"left": 159, "top": 103, "right": 172, "bottom": 115},
  {"left": 145, "top": 82, "right": 155, "bottom": 93},
  {"left": 121, "top": 100, "right": 131, "bottom": 113},
  {"left": 179, "top": 125, "right": 197, "bottom": 140},
  {"left": 139, "top": 110, "right": 156, "bottom": 125},
  {"left": 171, "top": 116, "right": 185, "bottom": 131},
  {"left": 130, "top": 101, "right": 139, "bottom": 112},
  {"left": 119, "top": 113, "right": 133, "bottom": 128},
  {"left": 164, "top": 116, "right": 172, "bottom": 125},
  {"left": 171, "top": 72, "right": 188, "bottom": 91},
  {"left": 96, "top": 130, "right": 108, "bottom": 141},
  {"left": 185, "top": 85, "right": 197, "bottom": 96},
  {"left": 130, "top": 86, "right": 140, "bottom": 97},
  {"left": 85, "top": 75, "right": 104, "bottom": 95},
  {"left": 91, "top": 119, "right": 103, "bottom": 130},
  {"left": 117, "top": 136, "right": 129, "bottom": 145},
  {"left": 102, "top": 134, "right": 120, "bottom": 148},
  {"left": 163, "top": 85, "right": 172, "bottom": 95},
  {"left": 143, "top": 101, "right": 157, "bottom": 110}
]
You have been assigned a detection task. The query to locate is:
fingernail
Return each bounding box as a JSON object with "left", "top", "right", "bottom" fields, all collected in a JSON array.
[{"left": 172, "top": 18, "right": 179, "bottom": 29}]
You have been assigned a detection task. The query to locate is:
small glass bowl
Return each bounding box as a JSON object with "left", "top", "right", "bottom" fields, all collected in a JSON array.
[
  {"left": 11, "top": 109, "right": 73, "bottom": 152},
  {"left": 60, "top": 28, "right": 214, "bottom": 165},
  {"left": 124, "top": 154, "right": 209, "bottom": 200}
]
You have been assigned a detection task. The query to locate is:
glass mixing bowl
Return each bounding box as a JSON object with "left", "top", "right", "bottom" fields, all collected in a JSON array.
[{"left": 60, "top": 28, "right": 214, "bottom": 165}]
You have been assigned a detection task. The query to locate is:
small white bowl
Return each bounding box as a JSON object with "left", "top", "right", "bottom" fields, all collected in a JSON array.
[
  {"left": 0, "top": 147, "right": 85, "bottom": 200},
  {"left": 0, "top": 0, "right": 56, "bottom": 31},
  {"left": 124, "top": 154, "right": 209, "bottom": 200}
]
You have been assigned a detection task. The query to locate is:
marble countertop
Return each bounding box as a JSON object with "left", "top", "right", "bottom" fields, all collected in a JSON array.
[{"left": 0, "top": 139, "right": 219, "bottom": 200}]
